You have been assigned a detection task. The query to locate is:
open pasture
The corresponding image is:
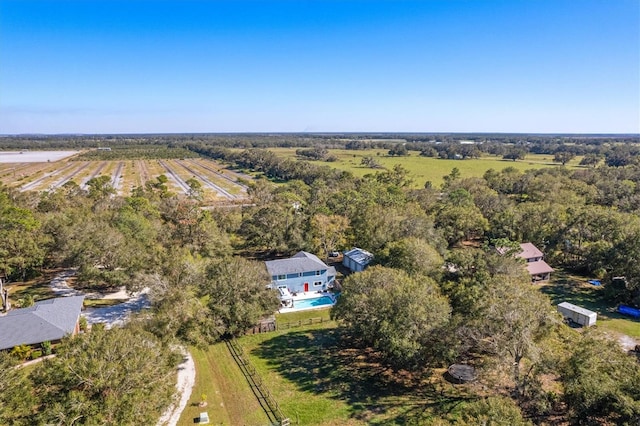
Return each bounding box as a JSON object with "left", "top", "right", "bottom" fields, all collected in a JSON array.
[
  {"left": 267, "top": 148, "right": 583, "bottom": 187},
  {"left": 0, "top": 155, "right": 249, "bottom": 202},
  {"left": 181, "top": 310, "right": 482, "bottom": 426}
]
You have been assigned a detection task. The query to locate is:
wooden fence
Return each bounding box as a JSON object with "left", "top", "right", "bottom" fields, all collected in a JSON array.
[
  {"left": 225, "top": 338, "right": 290, "bottom": 426},
  {"left": 276, "top": 317, "right": 327, "bottom": 331},
  {"left": 246, "top": 317, "right": 328, "bottom": 334}
]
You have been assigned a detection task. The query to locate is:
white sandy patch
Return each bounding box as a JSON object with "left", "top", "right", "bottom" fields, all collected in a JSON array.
[
  {"left": 157, "top": 348, "right": 196, "bottom": 426},
  {"left": 619, "top": 334, "right": 639, "bottom": 351}
]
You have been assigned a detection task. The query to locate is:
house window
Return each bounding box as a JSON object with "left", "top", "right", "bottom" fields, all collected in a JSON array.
[
  {"left": 316, "top": 270, "right": 321, "bottom": 276},
  {"left": 277, "top": 275, "right": 286, "bottom": 281},
  {"left": 313, "top": 281, "right": 323, "bottom": 287}
]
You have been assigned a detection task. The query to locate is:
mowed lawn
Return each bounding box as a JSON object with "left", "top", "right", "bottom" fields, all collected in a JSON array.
[
  {"left": 539, "top": 272, "right": 640, "bottom": 339},
  {"left": 182, "top": 308, "right": 480, "bottom": 425},
  {"left": 241, "top": 309, "right": 478, "bottom": 425},
  {"left": 177, "top": 343, "right": 270, "bottom": 426},
  {"left": 267, "top": 148, "right": 582, "bottom": 188}
]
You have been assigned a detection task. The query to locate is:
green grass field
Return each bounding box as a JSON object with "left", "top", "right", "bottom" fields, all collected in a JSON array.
[
  {"left": 540, "top": 272, "right": 640, "bottom": 339},
  {"left": 182, "top": 308, "right": 479, "bottom": 425},
  {"left": 177, "top": 343, "right": 271, "bottom": 426},
  {"left": 267, "top": 148, "right": 582, "bottom": 188},
  {"left": 241, "top": 309, "right": 477, "bottom": 425}
]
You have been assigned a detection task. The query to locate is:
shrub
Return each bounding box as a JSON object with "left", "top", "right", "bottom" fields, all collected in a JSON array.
[
  {"left": 41, "top": 340, "right": 52, "bottom": 356},
  {"left": 10, "top": 344, "right": 31, "bottom": 361},
  {"left": 79, "top": 316, "right": 88, "bottom": 332}
]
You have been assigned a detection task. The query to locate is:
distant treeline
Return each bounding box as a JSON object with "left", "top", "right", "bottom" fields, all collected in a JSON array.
[
  {"left": 73, "top": 145, "right": 199, "bottom": 161},
  {"left": 185, "top": 143, "right": 350, "bottom": 185},
  {"left": 2, "top": 133, "right": 640, "bottom": 167},
  {"left": 0, "top": 133, "right": 638, "bottom": 150}
]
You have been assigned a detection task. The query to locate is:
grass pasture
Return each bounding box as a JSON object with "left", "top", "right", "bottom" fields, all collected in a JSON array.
[
  {"left": 182, "top": 308, "right": 481, "bottom": 425},
  {"left": 242, "top": 322, "right": 477, "bottom": 425},
  {"left": 267, "top": 148, "right": 582, "bottom": 188},
  {"left": 177, "top": 343, "right": 271, "bottom": 426}
]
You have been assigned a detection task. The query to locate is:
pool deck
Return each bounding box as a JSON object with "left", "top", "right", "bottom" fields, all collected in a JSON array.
[{"left": 278, "top": 291, "right": 336, "bottom": 314}]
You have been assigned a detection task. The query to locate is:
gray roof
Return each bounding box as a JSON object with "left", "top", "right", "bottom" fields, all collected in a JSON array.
[
  {"left": 343, "top": 247, "right": 374, "bottom": 266},
  {"left": 265, "top": 251, "right": 330, "bottom": 276},
  {"left": 0, "top": 295, "right": 84, "bottom": 350}
]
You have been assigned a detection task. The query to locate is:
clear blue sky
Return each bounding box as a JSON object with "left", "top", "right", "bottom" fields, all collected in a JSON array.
[{"left": 1, "top": 0, "right": 638, "bottom": 134}]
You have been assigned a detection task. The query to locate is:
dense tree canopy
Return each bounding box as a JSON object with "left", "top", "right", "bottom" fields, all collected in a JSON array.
[
  {"left": 0, "top": 135, "right": 639, "bottom": 424},
  {"left": 332, "top": 266, "right": 451, "bottom": 369},
  {"left": 29, "top": 327, "right": 181, "bottom": 425}
]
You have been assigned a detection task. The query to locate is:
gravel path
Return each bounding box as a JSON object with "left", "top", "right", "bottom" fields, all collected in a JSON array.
[
  {"left": 157, "top": 348, "right": 196, "bottom": 426},
  {"left": 82, "top": 289, "right": 151, "bottom": 328}
]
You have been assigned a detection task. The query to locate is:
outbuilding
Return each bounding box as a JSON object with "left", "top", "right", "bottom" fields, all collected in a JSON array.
[
  {"left": 557, "top": 302, "right": 597, "bottom": 327},
  {"left": 342, "top": 248, "right": 374, "bottom": 272}
]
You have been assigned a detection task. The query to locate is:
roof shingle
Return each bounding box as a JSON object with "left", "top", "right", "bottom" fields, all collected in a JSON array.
[{"left": 0, "top": 295, "right": 84, "bottom": 350}]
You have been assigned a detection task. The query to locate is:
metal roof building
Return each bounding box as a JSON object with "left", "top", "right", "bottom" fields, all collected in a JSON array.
[{"left": 343, "top": 248, "right": 374, "bottom": 272}]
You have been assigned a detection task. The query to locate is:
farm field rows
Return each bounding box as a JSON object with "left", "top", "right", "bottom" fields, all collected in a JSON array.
[
  {"left": 0, "top": 155, "right": 249, "bottom": 202},
  {"left": 266, "top": 148, "right": 584, "bottom": 187}
]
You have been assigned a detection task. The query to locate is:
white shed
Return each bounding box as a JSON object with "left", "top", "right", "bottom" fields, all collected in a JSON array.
[{"left": 557, "top": 302, "right": 597, "bottom": 327}]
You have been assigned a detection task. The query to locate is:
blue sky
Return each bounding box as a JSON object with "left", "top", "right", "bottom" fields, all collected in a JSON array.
[{"left": 1, "top": 0, "right": 638, "bottom": 134}]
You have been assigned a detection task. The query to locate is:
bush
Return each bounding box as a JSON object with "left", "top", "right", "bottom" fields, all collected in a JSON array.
[
  {"left": 41, "top": 340, "right": 52, "bottom": 356},
  {"left": 10, "top": 344, "right": 31, "bottom": 361},
  {"left": 30, "top": 350, "right": 42, "bottom": 360},
  {"left": 79, "top": 316, "right": 88, "bottom": 332}
]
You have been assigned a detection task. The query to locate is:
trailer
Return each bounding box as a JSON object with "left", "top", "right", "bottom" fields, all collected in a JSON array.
[{"left": 557, "top": 302, "right": 597, "bottom": 327}]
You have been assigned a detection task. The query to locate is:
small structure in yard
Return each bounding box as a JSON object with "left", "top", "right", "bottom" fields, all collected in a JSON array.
[
  {"left": 557, "top": 302, "right": 597, "bottom": 327},
  {"left": 265, "top": 251, "right": 336, "bottom": 294},
  {"left": 198, "top": 411, "right": 209, "bottom": 424},
  {"left": 247, "top": 316, "right": 276, "bottom": 334},
  {"left": 0, "top": 295, "right": 85, "bottom": 351},
  {"left": 497, "top": 242, "right": 554, "bottom": 282},
  {"left": 342, "top": 247, "right": 374, "bottom": 272},
  {"left": 446, "top": 364, "right": 477, "bottom": 384}
]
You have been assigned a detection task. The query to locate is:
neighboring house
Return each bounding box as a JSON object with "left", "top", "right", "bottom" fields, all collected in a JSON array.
[
  {"left": 265, "top": 251, "right": 336, "bottom": 294},
  {"left": 498, "top": 242, "right": 554, "bottom": 282},
  {"left": 343, "top": 247, "right": 374, "bottom": 272},
  {"left": 0, "top": 295, "right": 85, "bottom": 351}
]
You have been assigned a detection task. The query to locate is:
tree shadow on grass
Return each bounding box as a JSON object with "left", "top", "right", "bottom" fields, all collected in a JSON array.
[
  {"left": 541, "top": 273, "right": 615, "bottom": 315},
  {"left": 251, "top": 328, "right": 472, "bottom": 424}
]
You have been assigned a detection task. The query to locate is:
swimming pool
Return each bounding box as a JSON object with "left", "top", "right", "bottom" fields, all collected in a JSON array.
[{"left": 292, "top": 296, "right": 335, "bottom": 311}]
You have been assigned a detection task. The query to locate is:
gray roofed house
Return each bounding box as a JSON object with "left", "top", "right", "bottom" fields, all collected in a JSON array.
[
  {"left": 0, "top": 295, "right": 84, "bottom": 351},
  {"left": 265, "top": 251, "right": 336, "bottom": 277},
  {"left": 265, "top": 251, "right": 336, "bottom": 295}
]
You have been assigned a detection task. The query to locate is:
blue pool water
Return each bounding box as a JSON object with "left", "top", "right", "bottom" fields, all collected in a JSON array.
[{"left": 293, "top": 296, "right": 335, "bottom": 310}]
